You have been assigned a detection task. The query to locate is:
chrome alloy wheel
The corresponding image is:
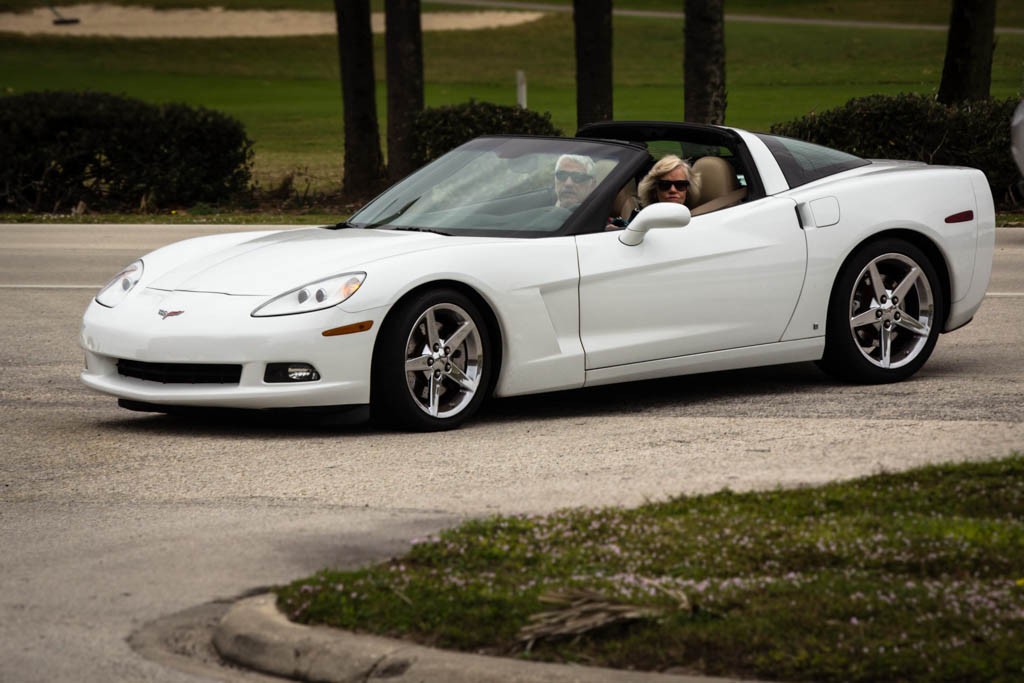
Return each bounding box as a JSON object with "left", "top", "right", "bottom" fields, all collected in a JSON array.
[
  {"left": 402, "top": 303, "right": 484, "bottom": 418},
  {"left": 848, "top": 252, "right": 936, "bottom": 369}
]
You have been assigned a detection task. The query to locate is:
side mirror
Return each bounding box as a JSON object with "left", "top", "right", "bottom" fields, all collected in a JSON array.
[{"left": 618, "top": 202, "right": 692, "bottom": 246}]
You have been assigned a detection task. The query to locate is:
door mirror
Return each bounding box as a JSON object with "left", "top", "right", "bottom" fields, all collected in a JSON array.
[{"left": 619, "top": 203, "right": 692, "bottom": 246}]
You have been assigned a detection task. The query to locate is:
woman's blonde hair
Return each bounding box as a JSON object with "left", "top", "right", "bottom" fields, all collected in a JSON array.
[{"left": 637, "top": 154, "right": 700, "bottom": 207}]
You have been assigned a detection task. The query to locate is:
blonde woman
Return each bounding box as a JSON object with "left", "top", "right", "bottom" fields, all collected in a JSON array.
[{"left": 637, "top": 154, "right": 700, "bottom": 208}]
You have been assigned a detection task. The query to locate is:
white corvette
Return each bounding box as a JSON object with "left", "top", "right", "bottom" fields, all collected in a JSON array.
[{"left": 80, "top": 122, "right": 995, "bottom": 430}]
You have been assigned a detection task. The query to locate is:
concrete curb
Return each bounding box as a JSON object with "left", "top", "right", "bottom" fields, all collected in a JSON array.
[{"left": 213, "top": 594, "right": 748, "bottom": 683}]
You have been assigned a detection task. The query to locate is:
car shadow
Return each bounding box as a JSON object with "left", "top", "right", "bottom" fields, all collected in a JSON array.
[
  {"left": 95, "top": 361, "right": 833, "bottom": 436},
  {"left": 481, "top": 361, "right": 832, "bottom": 424},
  {"left": 97, "top": 405, "right": 377, "bottom": 437}
]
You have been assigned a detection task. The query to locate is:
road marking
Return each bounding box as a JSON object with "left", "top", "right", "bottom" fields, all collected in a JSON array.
[
  {"left": 986, "top": 292, "right": 1024, "bottom": 298},
  {"left": 0, "top": 284, "right": 99, "bottom": 289}
]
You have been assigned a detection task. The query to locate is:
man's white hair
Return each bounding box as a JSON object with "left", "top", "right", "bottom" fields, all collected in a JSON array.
[{"left": 555, "top": 154, "right": 595, "bottom": 177}]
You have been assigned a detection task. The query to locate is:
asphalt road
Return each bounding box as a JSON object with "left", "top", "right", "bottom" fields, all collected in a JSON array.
[{"left": 1, "top": 223, "right": 1022, "bottom": 683}]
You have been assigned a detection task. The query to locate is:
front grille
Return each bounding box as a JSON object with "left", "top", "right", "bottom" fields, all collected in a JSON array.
[{"left": 117, "top": 359, "right": 242, "bottom": 384}]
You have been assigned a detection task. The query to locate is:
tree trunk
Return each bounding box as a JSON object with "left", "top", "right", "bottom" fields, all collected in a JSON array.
[
  {"left": 385, "top": 0, "right": 424, "bottom": 181},
  {"left": 937, "top": 0, "right": 996, "bottom": 104},
  {"left": 573, "top": 0, "right": 613, "bottom": 129},
  {"left": 334, "top": 0, "right": 385, "bottom": 198},
  {"left": 683, "top": 0, "right": 726, "bottom": 125}
]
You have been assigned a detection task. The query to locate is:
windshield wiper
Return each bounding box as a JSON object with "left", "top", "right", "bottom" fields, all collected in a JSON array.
[
  {"left": 327, "top": 220, "right": 358, "bottom": 230},
  {"left": 364, "top": 197, "right": 420, "bottom": 229},
  {"left": 390, "top": 226, "right": 452, "bottom": 236}
]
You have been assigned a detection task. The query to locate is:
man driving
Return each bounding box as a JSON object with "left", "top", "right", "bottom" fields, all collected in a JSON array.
[{"left": 554, "top": 154, "right": 597, "bottom": 209}]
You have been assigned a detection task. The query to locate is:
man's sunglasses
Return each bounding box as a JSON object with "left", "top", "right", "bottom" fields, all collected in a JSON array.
[
  {"left": 555, "top": 170, "right": 593, "bottom": 183},
  {"left": 656, "top": 179, "right": 690, "bottom": 191}
]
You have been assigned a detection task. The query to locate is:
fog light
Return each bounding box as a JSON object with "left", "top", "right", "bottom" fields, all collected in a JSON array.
[{"left": 265, "top": 363, "right": 321, "bottom": 383}]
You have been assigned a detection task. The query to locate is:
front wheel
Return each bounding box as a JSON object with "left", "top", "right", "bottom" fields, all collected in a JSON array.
[
  {"left": 371, "top": 288, "right": 492, "bottom": 431},
  {"left": 818, "top": 238, "right": 944, "bottom": 384}
]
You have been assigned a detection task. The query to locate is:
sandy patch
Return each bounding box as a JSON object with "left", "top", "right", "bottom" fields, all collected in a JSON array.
[{"left": 0, "top": 4, "right": 545, "bottom": 38}]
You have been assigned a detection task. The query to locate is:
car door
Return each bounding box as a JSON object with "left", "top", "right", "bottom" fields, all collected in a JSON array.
[{"left": 575, "top": 196, "right": 807, "bottom": 370}]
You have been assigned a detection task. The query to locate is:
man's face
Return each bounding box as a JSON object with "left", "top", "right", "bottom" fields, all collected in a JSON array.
[{"left": 554, "top": 160, "right": 596, "bottom": 208}]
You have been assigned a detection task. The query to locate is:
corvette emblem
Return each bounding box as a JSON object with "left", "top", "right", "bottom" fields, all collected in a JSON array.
[{"left": 158, "top": 309, "right": 184, "bottom": 320}]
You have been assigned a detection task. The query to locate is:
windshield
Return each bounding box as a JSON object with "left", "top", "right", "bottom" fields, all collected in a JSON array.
[{"left": 348, "top": 137, "right": 638, "bottom": 237}]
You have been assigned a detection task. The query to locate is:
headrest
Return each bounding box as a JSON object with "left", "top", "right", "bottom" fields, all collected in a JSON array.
[{"left": 692, "top": 156, "right": 738, "bottom": 204}]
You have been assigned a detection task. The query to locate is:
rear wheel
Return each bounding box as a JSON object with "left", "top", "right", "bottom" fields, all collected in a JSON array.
[
  {"left": 371, "top": 288, "right": 492, "bottom": 431},
  {"left": 818, "top": 238, "right": 944, "bottom": 384}
]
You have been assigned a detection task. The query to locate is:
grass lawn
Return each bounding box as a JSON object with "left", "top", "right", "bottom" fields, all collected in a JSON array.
[
  {"left": 2, "top": 3, "right": 1022, "bottom": 197},
  {"left": 277, "top": 455, "right": 1024, "bottom": 682}
]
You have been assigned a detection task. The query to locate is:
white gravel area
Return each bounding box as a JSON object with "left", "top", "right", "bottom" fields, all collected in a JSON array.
[{"left": 0, "top": 3, "right": 544, "bottom": 38}]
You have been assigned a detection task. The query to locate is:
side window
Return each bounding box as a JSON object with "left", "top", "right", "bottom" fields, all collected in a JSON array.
[
  {"left": 636, "top": 142, "right": 750, "bottom": 215},
  {"left": 643, "top": 141, "right": 747, "bottom": 188},
  {"left": 755, "top": 134, "right": 868, "bottom": 188},
  {"left": 574, "top": 124, "right": 768, "bottom": 212}
]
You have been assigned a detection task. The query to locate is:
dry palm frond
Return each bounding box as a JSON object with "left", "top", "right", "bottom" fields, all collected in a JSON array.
[{"left": 518, "top": 587, "right": 686, "bottom": 651}]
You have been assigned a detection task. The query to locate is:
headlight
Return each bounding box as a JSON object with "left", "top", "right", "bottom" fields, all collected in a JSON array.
[
  {"left": 251, "top": 272, "right": 366, "bottom": 317},
  {"left": 95, "top": 260, "right": 144, "bottom": 308}
]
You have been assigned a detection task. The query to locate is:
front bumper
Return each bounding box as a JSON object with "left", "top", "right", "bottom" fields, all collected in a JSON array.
[{"left": 79, "top": 288, "right": 382, "bottom": 409}]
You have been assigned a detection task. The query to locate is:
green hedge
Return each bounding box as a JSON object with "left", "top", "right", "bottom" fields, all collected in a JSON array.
[
  {"left": 410, "top": 100, "right": 562, "bottom": 167},
  {"left": 770, "top": 93, "right": 1020, "bottom": 206},
  {"left": 0, "top": 91, "right": 253, "bottom": 213}
]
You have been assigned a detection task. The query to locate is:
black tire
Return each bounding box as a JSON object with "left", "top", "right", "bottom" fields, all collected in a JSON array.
[
  {"left": 371, "top": 288, "right": 492, "bottom": 431},
  {"left": 818, "top": 238, "right": 944, "bottom": 384}
]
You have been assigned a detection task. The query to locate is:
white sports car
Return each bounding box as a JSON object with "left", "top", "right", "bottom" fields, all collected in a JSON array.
[{"left": 79, "top": 122, "right": 995, "bottom": 430}]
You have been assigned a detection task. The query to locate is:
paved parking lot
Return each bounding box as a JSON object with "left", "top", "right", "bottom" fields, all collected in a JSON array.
[{"left": 1, "top": 224, "right": 1021, "bottom": 682}]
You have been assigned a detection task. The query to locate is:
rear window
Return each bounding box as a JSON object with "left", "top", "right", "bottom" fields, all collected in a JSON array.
[{"left": 755, "top": 134, "right": 868, "bottom": 188}]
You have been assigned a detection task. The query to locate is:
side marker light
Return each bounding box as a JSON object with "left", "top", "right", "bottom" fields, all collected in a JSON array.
[
  {"left": 945, "top": 210, "right": 974, "bottom": 223},
  {"left": 322, "top": 321, "right": 374, "bottom": 337}
]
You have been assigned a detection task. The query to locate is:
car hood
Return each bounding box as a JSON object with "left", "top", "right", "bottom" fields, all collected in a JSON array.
[{"left": 148, "top": 227, "right": 446, "bottom": 295}]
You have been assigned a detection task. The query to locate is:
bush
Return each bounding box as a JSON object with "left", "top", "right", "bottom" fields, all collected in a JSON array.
[
  {"left": 770, "top": 93, "right": 1020, "bottom": 206},
  {"left": 0, "top": 91, "right": 254, "bottom": 213},
  {"left": 410, "top": 100, "right": 562, "bottom": 167}
]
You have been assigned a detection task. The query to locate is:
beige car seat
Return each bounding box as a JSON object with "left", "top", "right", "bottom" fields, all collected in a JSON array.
[
  {"left": 611, "top": 178, "right": 639, "bottom": 220},
  {"left": 691, "top": 156, "right": 748, "bottom": 216}
]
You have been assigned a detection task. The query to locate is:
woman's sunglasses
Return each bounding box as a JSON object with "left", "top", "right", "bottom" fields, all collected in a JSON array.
[{"left": 656, "top": 179, "right": 690, "bottom": 191}]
